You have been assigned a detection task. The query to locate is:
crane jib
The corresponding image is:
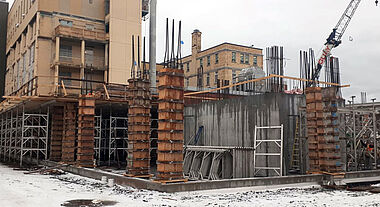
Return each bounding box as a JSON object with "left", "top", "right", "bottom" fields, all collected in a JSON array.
[{"left": 317, "top": 44, "right": 333, "bottom": 66}]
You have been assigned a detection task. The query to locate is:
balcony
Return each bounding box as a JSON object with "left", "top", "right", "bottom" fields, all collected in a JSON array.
[
  {"left": 54, "top": 55, "right": 105, "bottom": 71},
  {"left": 55, "top": 25, "right": 108, "bottom": 42}
]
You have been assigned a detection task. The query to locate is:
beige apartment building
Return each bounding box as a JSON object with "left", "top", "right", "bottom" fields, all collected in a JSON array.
[
  {"left": 183, "top": 30, "right": 264, "bottom": 89},
  {"left": 5, "top": 0, "right": 145, "bottom": 97}
]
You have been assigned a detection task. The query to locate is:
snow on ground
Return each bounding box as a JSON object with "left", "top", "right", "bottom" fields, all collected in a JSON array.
[{"left": 0, "top": 163, "right": 379, "bottom": 207}]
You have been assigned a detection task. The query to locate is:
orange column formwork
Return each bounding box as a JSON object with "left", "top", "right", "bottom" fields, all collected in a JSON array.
[
  {"left": 157, "top": 68, "right": 185, "bottom": 181},
  {"left": 50, "top": 106, "right": 64, "bottom": 161},
  {"left": 62, "top": 103, "right": 77, "bottom": 164},
  {"left": 305, "top": 87, "right": 342, "bottom": 173},
  {"left": 127, "top": 78, "right": 151, "bottom": 176},
  {"left": 77, "top": 95, "right": 96, "bottom": 168}
]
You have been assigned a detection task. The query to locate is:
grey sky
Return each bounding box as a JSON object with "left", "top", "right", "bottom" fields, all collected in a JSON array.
[{"left": 6, "top": 0, "right": 380, "bottom": 101}]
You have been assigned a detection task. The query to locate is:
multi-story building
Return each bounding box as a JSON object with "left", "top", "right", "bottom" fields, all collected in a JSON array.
[
  {"left": 183, "top": 30, "right": 264, "bottom": 89},
  {"left": 4, "top": 0, "right": 145, "bottom": 97},
  {"left": 0, "top": 0, "right": 8, "bottom": 99}
]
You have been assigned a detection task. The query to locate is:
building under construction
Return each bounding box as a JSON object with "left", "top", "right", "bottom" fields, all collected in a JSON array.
[{"left": 0, "top": 0, "right": 380, "bottom": 188}]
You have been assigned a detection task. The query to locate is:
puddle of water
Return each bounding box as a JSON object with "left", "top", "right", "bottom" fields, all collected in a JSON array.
[{"left": 61, "top": 199, "right": 118, "bottom": 207}]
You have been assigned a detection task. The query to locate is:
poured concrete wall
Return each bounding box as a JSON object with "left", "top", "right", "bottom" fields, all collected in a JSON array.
[{"left": 184, "top": 93, "right": 305, "bottom": 176}]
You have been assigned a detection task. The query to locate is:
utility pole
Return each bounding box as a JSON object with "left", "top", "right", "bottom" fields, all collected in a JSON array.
[{"left": 149, "top": 0, "right": 157, "bottom": 93}]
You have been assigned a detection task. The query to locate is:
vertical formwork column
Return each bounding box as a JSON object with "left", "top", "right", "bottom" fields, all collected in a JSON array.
[
  {"left": 127, "top": 78, "right": 151, "bottom": 176},
  {"left": 157, "top": 67, "right": 185, "bottom": 180},
  {"left": 77, "top": 95, "right": 95, "bottom": 167},
  {"left": 305, "top": 87, "right": 322, "bottom": 173},
  {"left": 306, "top": 87, "right": 342, "bottom": 173},
  {"left": 62, "top": 103, "right": 76, "bottom": 164},
  {"left": 320, "top": 87, "right": 341, "bottom": 173},
  {"left": 50, "top": 106, "right": 64, "bottom": 161}
]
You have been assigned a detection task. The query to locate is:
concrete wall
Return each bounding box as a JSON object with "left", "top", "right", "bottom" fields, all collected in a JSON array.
[
  {"left": 184, "top": 93, "right": 304, "bottom": 176},
  {"left": 0, "top": 1, "right": 8, "bottom": 99}
]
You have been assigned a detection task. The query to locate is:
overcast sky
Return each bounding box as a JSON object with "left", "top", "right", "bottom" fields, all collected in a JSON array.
[{"left": 6, "top": 0, "right": 380, "bottom": 102}]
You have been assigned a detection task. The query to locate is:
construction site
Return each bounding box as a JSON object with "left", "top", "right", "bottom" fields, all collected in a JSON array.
[{"left": 0, "top": 0, "right": 380, "bottom": 206}]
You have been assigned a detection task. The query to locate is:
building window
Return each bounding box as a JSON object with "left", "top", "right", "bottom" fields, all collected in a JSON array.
[
  {"left": 105, "top": 0, "right": 110, "bottom": 15},
  {"left": 240, "top": 53, "right": 244, "bottom": 64},
  {"left": 215, "top": 53, "right": 219, "bottom": 64},
  {"left": 207, "top": 56, "right": 210, "bottom": 66},
  {"left": 186, "top": 62, "right": 190, "bottom": 72},
  {"left": 245, "top": 54, "right": 249, "bottom": 64},
  {"left": 206, "top": 73, "right": 210, "bottom": 86},
  {"left": 253, "top": 56, "right": 258, "bottom": 66},
  {"left": 105, "top": 23, "right": 110, "bottom": 33},
  {"left": 232, "top": 52, "right": 236, "bottom": 63},
  {"left": 89, "top": 0, "right": 93, "bottom": 4},
  {"left": 232, "top": 71, "right": 236, "bottom": 83},
  {"left": 215, "top": 71, "right": 218, "bottom": 84},
  {"left": 85, "top": 47, "right": 94, "bottom": 65},
  {"left": 186, "top": 78, "right": 189, "bottom": 87},
  {"left": 60, "top": 45, "right": 72, "bottom": 60},
  {"left": 59, "top": 20, "right": 73, "bottom": 27},
  {"left": 31, "top": 43, "right": 35, "bottom": 63},
  {"left": 200, "top": 58, "right": 203, "bottom": 68}
]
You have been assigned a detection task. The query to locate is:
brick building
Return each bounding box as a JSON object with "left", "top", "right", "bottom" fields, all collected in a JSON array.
[
  {"left": 4, "top": 0, "right": 146, "bottom": 97},
  {"left": 182, "top": 30, "right": 264, "bottom": 89}
]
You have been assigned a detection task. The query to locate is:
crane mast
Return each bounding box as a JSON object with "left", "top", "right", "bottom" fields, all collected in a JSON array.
[{"left": 308, "top": 0, "right": 362, "bottom": 87}]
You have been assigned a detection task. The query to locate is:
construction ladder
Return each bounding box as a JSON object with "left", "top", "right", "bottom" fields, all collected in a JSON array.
[{"left": 291, "top": 116, "right": 301, "bottom": 172}]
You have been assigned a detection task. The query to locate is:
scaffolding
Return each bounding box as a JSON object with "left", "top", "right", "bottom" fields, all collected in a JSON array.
[
  {"left": 0, "top": 105, "right": 49, "bottom": 166},
  {"left": 94, "top": 115, "right": 102, "bottom": 164},
  {"left": 339, "top": 107, "right": 380, "bottom": 171},
  {"left": 108, "top": 116, "right": 128, "bottom": 165},
  {"left": 254, "top": 125, "right": 284, "bottom": 177}
]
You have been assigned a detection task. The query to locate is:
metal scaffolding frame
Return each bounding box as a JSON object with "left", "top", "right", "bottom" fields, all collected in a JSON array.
[
  {"left": 0, "top": 105, "right": 49, "bottom": 166},
  {"left": 339, "top": 107, "right": 380, "bottom": 171},
  {"left": 254, "top": 125, "right": 284, "bottom": 176},
  {"left": 94, "top": 115, "right": 102, "bottom": 164},
  {"left": 108, "top": 116, "right": 128, "bottom": 165}
]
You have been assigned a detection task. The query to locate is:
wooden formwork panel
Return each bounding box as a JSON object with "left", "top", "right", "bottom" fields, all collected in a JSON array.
[
  {"left": 128, "top": 125, "right": 150, "bottom": 132},
  {"left": 157, "top": 152, "right": 183, "bottom": 162},
  {"left": 127, "top": 160, "right": 150, "bottom": 168},
  {"left": 305, "top": 87, "right": 322, "bottom": 93},
  {"left": 129, "top": 89, "right": 151, "bottom": 97},
  {"left": 61, "top": 147, "right": 75, "bottom": 153},
  {"left": 158, "top": 112, "right": 183, "bottom": 120},
  {"left": 158, "top": 102, "right": 184, "bottom": 111},
  {"left": 319, "top": 160, "right": 341, "bottom": 167},
  {"left": 306, "top": 112, "right": 324, "bottom": 119},
  {"left": 158, "top": 88, "right": 184, "bottom": 100},
  {"left": 158, "top": 131, "right": 183, "bottom": 141},
  {"left": 127, "top": 151, "right": 150, "bottom": 159},
  {"left": 317, "top": 143, "right": 340, "bottom": 150},
  {"left": 128, "top": 79, "right": 151, "bottom": 88},
  {"left": 129, "top": 107, "right": 150, "bottom": 115},
  {"left": 307, "top": 103, "right": 323, "bottom": 111},
  {"left": 158, "top": 75, "right": 184, "bottom": 87},
  {"left": 317, "top": 136, "right": 340, "bottom": 143},
  {"left": 158, "top": 121, "right": 184, "bottom": 131},
  {"left": 322, "top": 87, "right": 338, "bottom": 99},
  {"left": 306, "top": 93, "right": 322, "bottom": 102},
  {"left": 157, "top": 142, "right": 183, "bottom": 152},
  {"left": 129, "top": 99, "right": 151, "bottom": 106},
  {"left": 128, "top": 116, "right": 150, "bottom": 124},
  {"left": 128, "top": 142, "right": 150, "bottom": 150},
  {"left": 157, "top": 163, "right": 183, "bottom": 173},
  {"left": 319, "top": 152, "right": 341, "bottom": 159},
  {"left": 77, "top": 140, "right": 94, "bottom": 148},
  {"left": 78, "top": 107, "right": 95, "bottom": 115},
  {"left": 128, "top": 133, "right": 150, "bottom": 141}
]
